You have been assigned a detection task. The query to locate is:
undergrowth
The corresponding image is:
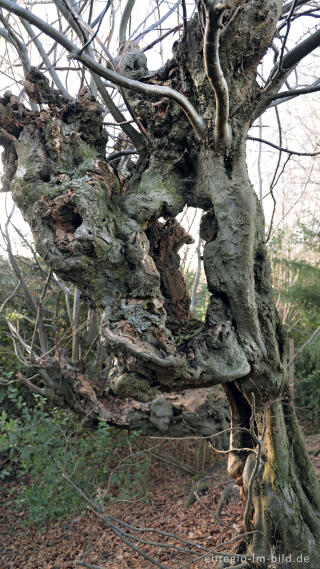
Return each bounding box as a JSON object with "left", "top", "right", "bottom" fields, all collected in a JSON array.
[{"left": 0, "top": 379, "right": 149, "bottom": 525}]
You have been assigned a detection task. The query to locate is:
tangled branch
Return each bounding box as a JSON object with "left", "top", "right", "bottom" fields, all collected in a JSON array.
[{"left": 0, "top": 0, "right": 207, "bottom": 140}]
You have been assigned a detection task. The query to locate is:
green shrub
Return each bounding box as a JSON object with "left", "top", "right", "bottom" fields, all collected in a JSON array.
[{"left": 0, "top": 387, "right": 149, "bottom": 525}]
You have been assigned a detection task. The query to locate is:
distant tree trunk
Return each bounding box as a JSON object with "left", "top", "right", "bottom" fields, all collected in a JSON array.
[
  {"left": 71, "top": 287, "right": 81, "bottom": 365},
  {"left": 1, "top": 1, "right": 320, "bottom": 566},
  {"left": 289, "top": 336, "right": 295, "bottom": 394}
]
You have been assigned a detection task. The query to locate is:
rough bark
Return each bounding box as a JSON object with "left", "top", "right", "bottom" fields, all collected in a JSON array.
[{"left": 1, "top": 1, "right": 320, "bottom": 566}]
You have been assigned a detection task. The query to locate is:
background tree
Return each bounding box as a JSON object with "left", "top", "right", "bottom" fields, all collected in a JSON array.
[
  {"left": 270, "top": 220, "right": 320, "bottom": 428},
  {"left": 0, "top": 1, "right": 320, "bottom": 567}
]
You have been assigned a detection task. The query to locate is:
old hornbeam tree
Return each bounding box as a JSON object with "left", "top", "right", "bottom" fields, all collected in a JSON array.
[{"left": 1, "top": 0, "right": 320, "bottom": 566}]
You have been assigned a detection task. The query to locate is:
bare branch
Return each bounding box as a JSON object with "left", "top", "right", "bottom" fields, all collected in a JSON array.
[
  {"left": 0, "top": 281, "right": 20, "bottom": 315},
  {"left": 174, "top": 531, "right": 262, "bottom": 569},
  {"left": 0, "top": 10, "right": 37, "bottom": 111},
  {"left": 269, "top": 160, "right": 315, "bottom": 238},
  {"left": 63, "top": 475, "right": 170, "bottom": 569},
  {"left": 277, "top": 0, "right": 298, "bottom": 72},
  {"left": 107, "top": 515, "right": 210, "bottom": 552},
  {"left": 7, "top": 319, "right": 38, "bottom": 360},
  {"left": 52, "top": 0, "right": 147, "bottom": 151},
  {"left": 9, "top": 220, "right": 47, "bottom": 278},
  {"left": 281, "top": 0, "right": 311, "bottom": 16},
  {"left": 63, "top": 473, "right": 255, "bottom": 569},
  {"left": 66, "top": 56, "right": 206, "bottom": 140},
  {"left": 78, "top": 0, "right": 111, "bottom": 54},
  {"left": 202, "top": 0, "right": 232, "bottom": 151},
  {"left": 21, "top": 18, "right": 71, "bottom": 98},
  {"left": 287, "top": 324, "right": 320, "bottom": 368},
  {"left": 52, "top": 273, "right": 72, "bottom": 324},
  {"left": 13, "top": 366, "right": 59, "bottom": 401},
  {"left": 133, "top": 0, "right": 181, "bottom": 43},
  {"left": 247, "top": 135, "right": 320, "bottom": 157},
  {"left": 282, "top": 19, "right": 320, "bottom": 69},
  {"left": 0, "top": 10, "right": 31, "bottom": 73},
  {"left": 107, "top": 149, "right": 138, "bottom": 161},
  {"left": 0, "top": 24, "right": 10, "bottom": 41},
  {"left": 119, "top": 0, "right": 135, "bottom": 44},
  {"left": 266, "top": 26, "right": 320, "bottom": 94},
  {"left": 99, "top": 494, "right": 203, "bottom": 558},
  {"left": 268, "top": 80, "right": 320, "bottom": 106},
  {"left": 80, "top": 23, "right": 149, "bottom": 140},
  {"left": 0, "top": 0, "right": 206, "bottom": 139},
  {"left": 16, "top": 371, "right": 47, "bottom": 396},
  {"left": 142, "top": 23, "right": 182, "bottom": 53},
  {"left": 191, "top": 483, "right": 234, "bottom": 528},
  {"left": 266, "top": 106, "right": 282, "bottom": 242},
  {"left": 1, "top": 207, "right": 48, "bottom": 354},
  {"left": 278, "top": 6, "right": 320, "bottom": 31}
]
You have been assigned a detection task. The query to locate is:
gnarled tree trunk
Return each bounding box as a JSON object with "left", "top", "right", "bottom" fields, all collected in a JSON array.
[{"left": 1, "top": 0, "right": 320, "bottom": 566}]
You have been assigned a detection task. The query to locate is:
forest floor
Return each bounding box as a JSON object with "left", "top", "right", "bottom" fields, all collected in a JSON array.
[{"left": 0, "top": 428, "right": 320, "bottom": 569}]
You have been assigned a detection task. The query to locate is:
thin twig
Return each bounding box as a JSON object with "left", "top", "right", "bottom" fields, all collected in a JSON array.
[
  {"left": 142, "top": 23, "right": 182, "bottom": 52},
  {"left": 0, "top": 281, "right": 20, "bottom": 315},
  {"left": 247, "top": 136, "right": 320, "bottom": 157},
  {"left": 287, "top": 324, "right": 320, "bottom": 368},
  {"left": 78, "top": 0, "right": 111, "bottom": 54},
  {"left": 266, "top": 106, "right": 282, "bottom": 242},
  {"left": 133, "top": 0, "right": 181, "bottom": 43},
  {"left": 268, "top": 83, "right": 320, "bottom": 103},
  {"left": 277, "top": 0, "right": 298, "bottom": 71}
]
